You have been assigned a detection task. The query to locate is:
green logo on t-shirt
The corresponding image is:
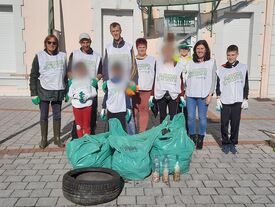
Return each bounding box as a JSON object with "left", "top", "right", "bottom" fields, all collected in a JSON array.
[{"left": 223, "top": 71, "right": 243, "bottom": 86}]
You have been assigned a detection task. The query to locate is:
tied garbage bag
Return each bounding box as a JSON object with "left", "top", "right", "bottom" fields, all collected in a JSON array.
[
  {"left": 66, "top": 119, "right": 127, "bottom": 169},
  {"left": 150, "top": 113, "right": 195, "bottom": 175},
  {"left": 109, "top": 118, "right": 168, "bottom": 180}
]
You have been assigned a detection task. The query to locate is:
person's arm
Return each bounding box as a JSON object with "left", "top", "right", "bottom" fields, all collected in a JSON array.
[
  {"left": 102, "top": 49, "right": 109, "bottom": 81},
  {"left": 130, "top": 47, "right": 138, "bottom": 84},
  {"left": 151, "top": 62, "right": 156, "bottom": 96},
  {"left": 209, "top": 61, "right": 217, "bottom": 95},
  {"left": 96, "top": 58, "right": 103, "bottom": 80},
  {"left": 29, "top": 55, "right": 40, "bottom": 96},
  {"left": 102, "top": 90, "right": 108, "bottom": 109},
  {"left": 67, "top": 53, "right": 73, "bottom": 79},
  {"left": 125, "top": 95, "right": 131, "bottom": 109},
  {"left": 243, "top": 70, "right": 249, "bottom": 99},
  {"left": 216, "top": 76, "right": 221, "bottom": 98},
  {"left": 179, "top": 73, "right": 185, "bottom": 96}
]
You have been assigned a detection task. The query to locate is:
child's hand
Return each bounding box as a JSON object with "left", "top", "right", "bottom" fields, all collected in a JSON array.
[
  {"left": 216, "top": 98, "right": 222, "bottom": 111},
  {"left": 31, "top": 96, "right": 41, "bottom": 105},
  {"left": 241, "top": 99, "right": 248, "bottom": 110},
  {"left": 100, "top": 109, "right": 107, "bottom": 121},
  {"left": 125, "top": 109, "right": 132, "bottom": 123}
]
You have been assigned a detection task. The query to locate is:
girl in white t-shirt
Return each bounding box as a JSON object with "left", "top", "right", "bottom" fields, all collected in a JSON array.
[{"left": 68, "top": 62, "right": 97, "bottom": 137}]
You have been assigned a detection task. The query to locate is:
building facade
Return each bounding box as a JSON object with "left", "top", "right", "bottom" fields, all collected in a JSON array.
[{"left": 0, "top": 0, "right": 274, "bottom": 97}]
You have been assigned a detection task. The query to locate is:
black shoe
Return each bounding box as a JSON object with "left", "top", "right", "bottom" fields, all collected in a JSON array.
[
  {"left": 189, "top": 134, "right": 197, "bottom": 145},
  {"left": 221, "top": 145, "right": 230, "bottom": 154},
  {"left": 230, "top": 144, "right": 237, "bottom": 154},
  {"left": 196, "top": 135, "right": 204, "bottom": 150}
]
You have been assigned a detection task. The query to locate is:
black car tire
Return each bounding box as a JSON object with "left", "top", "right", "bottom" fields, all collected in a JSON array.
[{"left": 62, "top": 167, "right": 124, "bottom": 206}]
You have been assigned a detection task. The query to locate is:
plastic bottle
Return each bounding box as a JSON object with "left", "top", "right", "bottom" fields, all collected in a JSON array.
[
  {"left": 162, "top": 155, "right": 169, "bottom": 184},
  {"left": 152, "top": 156, "right": 160, "bottom": 183},
  {"left": 173, "top": 156, "right": 181, "bottom": 182}
]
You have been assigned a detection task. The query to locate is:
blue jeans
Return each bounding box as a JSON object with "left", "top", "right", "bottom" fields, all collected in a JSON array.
[{"left": 186, "top": 97, "right": 208, "bottom": 136}]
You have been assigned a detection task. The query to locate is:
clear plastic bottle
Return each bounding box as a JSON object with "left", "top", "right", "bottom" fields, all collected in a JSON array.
[
  {"left": 173, "top": 156, "right": 181, "bottom": 182},
  {"left": 162, "top": 155, "right": 169, "bottom": 184},
  {"left": 152, "top": 156, "right": 160, "bottom": 182}
]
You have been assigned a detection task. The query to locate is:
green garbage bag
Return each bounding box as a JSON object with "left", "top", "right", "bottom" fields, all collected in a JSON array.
[
  {"left": 150, "top": 113, "right": 195, "bottom": 175},
  {"left": 66, "top": 119, "right": 127, "bottom": 169},
  {"left": 109, "top": 118, "right": 168, "bottom": 180}
]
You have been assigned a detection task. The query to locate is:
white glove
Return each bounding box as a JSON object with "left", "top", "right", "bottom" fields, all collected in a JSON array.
[
  {"left": 216, "top": 98, "right": 222, "bottom": 111},
  {"left": 241, "top": 99, "right": 248, "bottom": 110},
  {"left": 179, "top": 96, "right": 186, "bottom": 108}
]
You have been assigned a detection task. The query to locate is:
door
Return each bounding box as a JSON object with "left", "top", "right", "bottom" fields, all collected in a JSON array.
[
  {"left": 102, "top": 9, "right": 134, "bottom": 54},
  {"left": 0, "top": 5, "right": 16, "bottom": 73}
]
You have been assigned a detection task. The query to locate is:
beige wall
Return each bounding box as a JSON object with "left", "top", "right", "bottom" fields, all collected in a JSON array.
[{"left": 23, "top": 0, "right": 93, "bottom": 73}]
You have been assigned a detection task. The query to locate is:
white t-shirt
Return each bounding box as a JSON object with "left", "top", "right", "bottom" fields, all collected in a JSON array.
[
  {"left": 185, "top": 59, "right": 216, "bottom": 98},
  {"left": 154, "top": 59, "right": 184, "bottom": 100},
  {"left": 217, "top": 63, "right": 247, "bottom": 104},
  {"left": 68, "top": 77, "right": 97, "bottom": 108},
  {"left": 72, "top": 49, "right": 101, "bottom": 79},
  {"left": 136, "top": 55, "right": 156, "bottom": 91},
  {"left": 37, "top": 51, "right": 66, "bottom": 90},
  {"left": 106, "top": 42, "right": 132, "bottom": 80},
  {"left": 106, "top": 80, "right": 128, "bottom": 113}
]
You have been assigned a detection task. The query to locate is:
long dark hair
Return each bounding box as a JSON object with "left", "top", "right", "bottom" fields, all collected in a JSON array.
[{"left": 192, "top": 40, "right": 211, "bottom": 63}]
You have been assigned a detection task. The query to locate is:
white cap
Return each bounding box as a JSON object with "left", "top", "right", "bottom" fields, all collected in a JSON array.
[{"left": 79, "top": 33, "right": 91, "bottom": 41}]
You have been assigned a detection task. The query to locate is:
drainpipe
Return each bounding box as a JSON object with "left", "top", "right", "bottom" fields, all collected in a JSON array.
[{"left": 260, "top": 0, "right": 274, "bottom": 98}]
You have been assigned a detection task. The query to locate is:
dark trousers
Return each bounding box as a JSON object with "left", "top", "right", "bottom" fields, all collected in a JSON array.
[
  {"left": 221, "top": 102, "right": 242, "bottom": 145},
  {"left": 39, "top": 100, "right": 62, "bottom": 121},
  {"left": 71, "top": 97, "right": 98, "bottom": 138},
  {"left": 107, "top": 111, "right": 126, "bottom": 131},
  {"left": 157, "top": 97, "right": 178, "bottom": 123}
]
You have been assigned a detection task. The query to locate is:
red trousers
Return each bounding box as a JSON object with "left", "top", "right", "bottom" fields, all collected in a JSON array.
[{"left": 73, "top": 106, "right": 92, "bottom": 138}]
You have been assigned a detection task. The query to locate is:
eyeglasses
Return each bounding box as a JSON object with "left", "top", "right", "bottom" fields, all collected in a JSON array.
[{"left": 47, "top": 41, "right": 57, "bottom": 46}]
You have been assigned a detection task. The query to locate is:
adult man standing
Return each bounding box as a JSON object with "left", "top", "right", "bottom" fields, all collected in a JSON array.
[
  {"left": 68, "top": 33, "right": 102, "bottom": 136},
  {"left": 102, "top": 22, "right": 138, "bottom": 134}
]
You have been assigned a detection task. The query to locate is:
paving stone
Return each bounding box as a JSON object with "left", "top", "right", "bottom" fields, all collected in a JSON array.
[
  {"left": 233, "top": 187, "right": 254, "bottom": 195},
  {"left": 212, "top": 195, "right": 233, "bottom": 204},
  {"left": 49, "top": 188, "right": 63, "bottom": 197},
  {"left": 0, "top": 182, "right": 10, "bottom": 190},
  {"left": 155, "top": 196, "right": 175, "bottom": 204},
  {"left": 7, "top": 182, "right": 28, "bottom": 190},
  {"left": 44, "top": 181, "right": 62, "bottom": 189},
  {"left": 15, "top": 198, "right": 38, "bottom": 206},
  {"left": 186, "top": 180, "right": 204, "bottom": 188},
  {"left": 230, "top": 195, "right": 252, "bottom": 204},
  {"left": 136, "top": 196, "right": 156, "bottom": 205},
  {"left": 249, "top": 195, "right": 271, "bottom": 204},
  {"left": 23, "top": 175, "right": 41, "bottom": 182},
  {"left": 220, "top": 181, "right": 239, "bottom": 188},
  {"left": 26, "top": 181, "right": 46, "bottom": 189},
  {"left": 117, "top": 196, "right": 136, "bottom": 205},
  {"left": 203, "top": 180, "right": 222, "bottom": 188},
  {"left": 126, "top": 188, "right": 144, "bottom": 196},
  {"left": 253, "top": 180, "right": 273, "bottom": 187},
  {"left": 40, "top": 175, "right": 59, "bottom": 182},
  {"left": 30, "top": 189, "right": 51, "bottom": 197},
  {"left": 4, "top": 176, "right": 24, "bottom": 182},
  {"left": 193, "top": 195, "right": 214, "bottom": 204},
  {"left": 144, "top": 188, "right": 162, "bottom": 196},
  {"left": 10, "top": 189, "right": 32, "bottom": 197},
  {"left": 251, "top": 187, "right": 272, "bottom": 195},
  {"left": 174, "top": 195, "right": 195, "bottom": 204},
  {"left": 36, "top": 197, "right": 58, "bottom": 206},
  {"left": 162, "top": 187, "right": 181, "bottom": 195},
  {"left": 0, "top": 198, "right": 18, "bottom": 207},
  {"left": 216, "top": 188, "right": 236, "bottom": 195},
  {"left": 198, "top": 187, "right": 218, "bottom": 195},
  {"left": 0, "top": 189, "right": 14, "bottom": 198}
]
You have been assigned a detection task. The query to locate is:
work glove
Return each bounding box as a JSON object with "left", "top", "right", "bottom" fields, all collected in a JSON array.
[
  {"left": 100, "top": 109, "right": 107, "bottom": 121},
  {"left": 179, "top": 96, "right": 186, "bottom": 108},
  {"left": 102, "top": 81, "right": 107, "bottom": 93},
  {"left": 31, "top": 96, "right": 41, "bottom": 105},
  {"left": 148, "top": 96, "right": 154, "bottom": 108},
  {"left": 216, "top": 98, "right": 222, "bottom": 111},
  {"left": 126, "top": 109, "right": 132, "bottom": 123},
  {"left": 91, "top": 78, "right": 98, "bottom": 88},
  {"left": 241, "top": 99, "right": 248, "bottom": 110},
  {"left": 64, "top": 94, "right": 70, "bottom": 102},
  {"left": 68, "top": 79, "right": 73, "bottom": 87}
]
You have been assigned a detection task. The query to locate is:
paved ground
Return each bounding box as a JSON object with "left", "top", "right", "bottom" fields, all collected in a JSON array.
[{"left": 0, "top": 97, "right": 275, "bottom": 207}]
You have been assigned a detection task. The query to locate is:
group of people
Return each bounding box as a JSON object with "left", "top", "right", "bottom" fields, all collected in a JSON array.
[{"left": 30, "top": 22, "right": 249, "bottom": 154}]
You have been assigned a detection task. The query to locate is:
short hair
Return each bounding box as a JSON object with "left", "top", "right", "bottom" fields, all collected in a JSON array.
[
  {"left": 136, "top": 38, "right": 147, "bottom": 48},
  {"left": 44, "top": 34, "right": 59, "bottom": 51},
  {"left": 192, "top": 40, "right": 211, "bottom": 63},
  {"left": 110, "top": 22, "right": 121, "bottom": 31},
  {"left": 227, "top": 45, "right": 239, "bottom": 53}
]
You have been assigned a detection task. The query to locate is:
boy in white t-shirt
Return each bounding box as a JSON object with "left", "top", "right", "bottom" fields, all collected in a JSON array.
[
  {"left": 216, "top": 45, "right": 249, "bottom": 154},
  {"left": 101, "top": 62, "right": 132, "bottom": 131},
  {"left": 68, "top": 62, "right": 97, "bottom": 137}
]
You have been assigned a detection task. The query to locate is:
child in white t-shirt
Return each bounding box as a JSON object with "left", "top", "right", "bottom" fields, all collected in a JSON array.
[{"left": 68, "top": 62, "right": 97, "bottom": 137}]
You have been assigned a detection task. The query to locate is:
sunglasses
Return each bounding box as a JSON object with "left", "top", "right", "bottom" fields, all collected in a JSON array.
[{"left": 47, "top": 41, "right": 57, "bottom": 46}]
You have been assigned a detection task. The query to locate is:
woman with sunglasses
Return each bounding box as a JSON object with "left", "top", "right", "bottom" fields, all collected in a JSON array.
[
  {"left": 30, "top": 34, "right": 67, "bottom": 148},
  {"left": 185, "top": 40, "right": 217, "bottom": 150}
]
